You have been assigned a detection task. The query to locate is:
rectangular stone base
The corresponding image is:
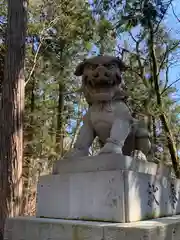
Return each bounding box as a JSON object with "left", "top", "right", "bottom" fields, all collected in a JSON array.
[
  {"left": 36, "top": 155, "right": 180, "bottom": 222},
  {"left": 4, "top": 215, "right": 180, "bottom": 240},
  {"left": 36, "top": 160, "right": 180, "bottom": 222},
  {"left": 37, "top": 170, "right": 126, "bottom": 222}
]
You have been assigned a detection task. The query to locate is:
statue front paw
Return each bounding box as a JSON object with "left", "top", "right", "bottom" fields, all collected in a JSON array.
[
  {"left": 131, "top": 150, "right": 147, "bottom": 161},
  {"left": 98, "top": 140, "right": 123, "bottom": 155}
]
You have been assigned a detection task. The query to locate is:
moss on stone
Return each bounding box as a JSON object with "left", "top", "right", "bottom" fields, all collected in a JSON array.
[{"left": 73, "top": 226, "right": 80, "bottom": 240}]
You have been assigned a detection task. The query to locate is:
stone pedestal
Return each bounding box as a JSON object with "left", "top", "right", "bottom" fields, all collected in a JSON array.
[
  {"left": 36, "top": 154, "right": 180, "bottom": 223},
  {"left": 4, "top": 215, "right": 180, "bottom": 240},
  {"left": 4, "top": 154, "right": 180, "bottom": 240}
]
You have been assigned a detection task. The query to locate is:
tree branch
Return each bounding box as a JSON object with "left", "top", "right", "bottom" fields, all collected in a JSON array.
[
  {"left": 171, "top": 2, "right": 180, "bottom": 22},
  {"left": 161, "top": 77, "right": 180, "bottom": 95},
  {"left": 129, "top": 31, "right": 149, "bottom": 89},
  {"left": 25, "top": 16, "right": 61, "bottom": 86},
  {"left": 154, "top": 0, "right": 173, "bottom": 34},
  {"left": 158, "top": 42, "right": 179, "bottom": 76}
]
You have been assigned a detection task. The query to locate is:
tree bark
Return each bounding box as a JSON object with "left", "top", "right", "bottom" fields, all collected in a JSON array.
[
  {"left": 55, "top": 81, "right": 64, "bottom": 157},
  {"left": 0, "top": 45, "right": 5, "bottom": 98},
  {"left": 152, "top": 116, "right": 157, "bottom": 146},
  {"left": 0, "top": 0, "right": 27, "bottom": 238},
  {"left": 55, "top": 51, "right": 65, "bottom": 157},
  {"left": 23, "top": 76, "right": 36, "bottom": 214}
]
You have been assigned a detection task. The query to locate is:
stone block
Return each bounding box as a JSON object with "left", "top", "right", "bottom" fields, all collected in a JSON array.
[
  {"left": 103, "top": 215, "right": 180, "bottom": 240},
  {"left": 36, "top": 170, "right": 125, "bottom": 222},
  {"left": 124, "top": 171, "right": 180, "bottom": 222},
  {"left": 4, "top": 215, "right": 180, "bottom": 240},
  {"left": 36, "top": 167, "right": 180, "bottom": 222},
  {"left": 4, "top": 217, "right": 104, "bottom": 240},
  {"left": 52, "top": 154, "right": 171, "bottom": 177}
]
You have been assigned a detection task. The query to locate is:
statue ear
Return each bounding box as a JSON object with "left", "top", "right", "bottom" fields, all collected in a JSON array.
[
  {"left": 74, "top": 61, "right": 86, "bottom": 76},
  {"left": 116, "top": 57, "right": 127, "bottom": 71}
]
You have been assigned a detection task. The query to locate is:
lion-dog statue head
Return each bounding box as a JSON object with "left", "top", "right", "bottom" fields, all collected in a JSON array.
[{"left": 74, "top": 55, "right": 127, "bottom": 104}]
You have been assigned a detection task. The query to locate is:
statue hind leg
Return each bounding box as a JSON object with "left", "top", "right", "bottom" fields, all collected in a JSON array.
[{"left": 122, "top": 126, "right": 151, "bottom": 161}]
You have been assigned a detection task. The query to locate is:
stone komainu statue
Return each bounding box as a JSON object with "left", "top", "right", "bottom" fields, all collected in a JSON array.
[{"left": 65, "top": 55, "right": 151, "bottom": 161}]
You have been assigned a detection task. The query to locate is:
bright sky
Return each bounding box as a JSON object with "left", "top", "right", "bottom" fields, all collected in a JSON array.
[
  {"left": 90, "top": 1, "right": 180, "bottom": 99},
  {"left": 165, "top": 0, "right": 180, "bottom": 100},
  {"left": 116, "top": 1, "right": 180, "bottom": 102}
]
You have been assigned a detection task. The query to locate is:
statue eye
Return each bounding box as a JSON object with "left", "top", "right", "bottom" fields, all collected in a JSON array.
[
  {"left": 105, "top": 63, "right": 117, "bottom": 69},
  {"left": 85, "top": 64, "right": 97, "bottom": 70}
]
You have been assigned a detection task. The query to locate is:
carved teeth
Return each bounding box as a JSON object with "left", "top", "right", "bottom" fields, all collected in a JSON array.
[{"left": 87, "top": 79, "right": 116, "bottom": 88}]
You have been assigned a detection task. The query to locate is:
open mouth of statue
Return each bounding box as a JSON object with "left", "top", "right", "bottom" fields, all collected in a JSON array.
[
  {"left": 87, "top": 79, "right": 116, "bottom": 88},
  {"left": 83, "top": 78, "right": 116, "bottom": 101}
]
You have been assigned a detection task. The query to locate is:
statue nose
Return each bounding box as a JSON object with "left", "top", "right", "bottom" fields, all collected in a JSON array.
[
  {"left": 93, "top": 71, "right": 99, "bottom": 78},
  {"left": 93, "top": 66, "right": 105, "bottom": 78}
]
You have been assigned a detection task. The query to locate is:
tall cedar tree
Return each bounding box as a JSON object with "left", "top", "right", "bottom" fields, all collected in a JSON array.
[{"left": 0, "top": 0, "right": 27, "bottom": 238}]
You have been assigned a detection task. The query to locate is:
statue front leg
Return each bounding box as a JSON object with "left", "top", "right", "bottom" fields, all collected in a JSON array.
[
  {"left": 98, "top": 101, "right": 133, "bottom": 155},
  {"left": 99, "top": 119, "right": 131, "bottom": 155},
  {"left": 64, "top": 122, "right": 96, "bottom": 159}
]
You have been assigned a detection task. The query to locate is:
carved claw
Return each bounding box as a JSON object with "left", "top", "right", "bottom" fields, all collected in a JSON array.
[{"left": 98, "top": 141, "right": 123, "bottom": 155}]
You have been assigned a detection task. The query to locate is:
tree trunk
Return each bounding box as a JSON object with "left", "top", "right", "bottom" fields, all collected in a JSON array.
[
  {"left": 55, "top": 51, "right": 65, "bottom": 157},
  {"left": 55, "top": 82, "right": 64, "bottom": 157},
  {"left": 0, "top": 45, "right": 5, "bottom": 98},
  {"left": 23, "top": 76, "right": 36, "bottom": 214},
  {"left": 0, "top": 0, "right": 27, "bottom": 238},
  {"left": 148, "top": 21, "right": 180, "bottom": 178},
  {"left": 152, "top": 116, "right": 157, "bottom": 146}
]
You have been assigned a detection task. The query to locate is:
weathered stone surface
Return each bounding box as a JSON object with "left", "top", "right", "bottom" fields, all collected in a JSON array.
[
  {"left": 4, "top": 217, "right": 104, "bottom": 240},
  {"left": 168, "top": 177, "right": 180, "bottom": 215},
  {"left": 104, "top": 215, "right": 180, "bottom": 240},
  {"left": 37, "top": 157, "right": 180, "bottom": 222},
  {"left": 36, "top": 170, "right": 125, "bottom": 222},
  {"left": 4, "top": 215, "right": 180, "bottom": 240},
  {"left": 53, "top": 154, "right": 171, "bottom": 177},
  {"left": 124, "top": 171, "right": 180, "bottom": 222}
]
